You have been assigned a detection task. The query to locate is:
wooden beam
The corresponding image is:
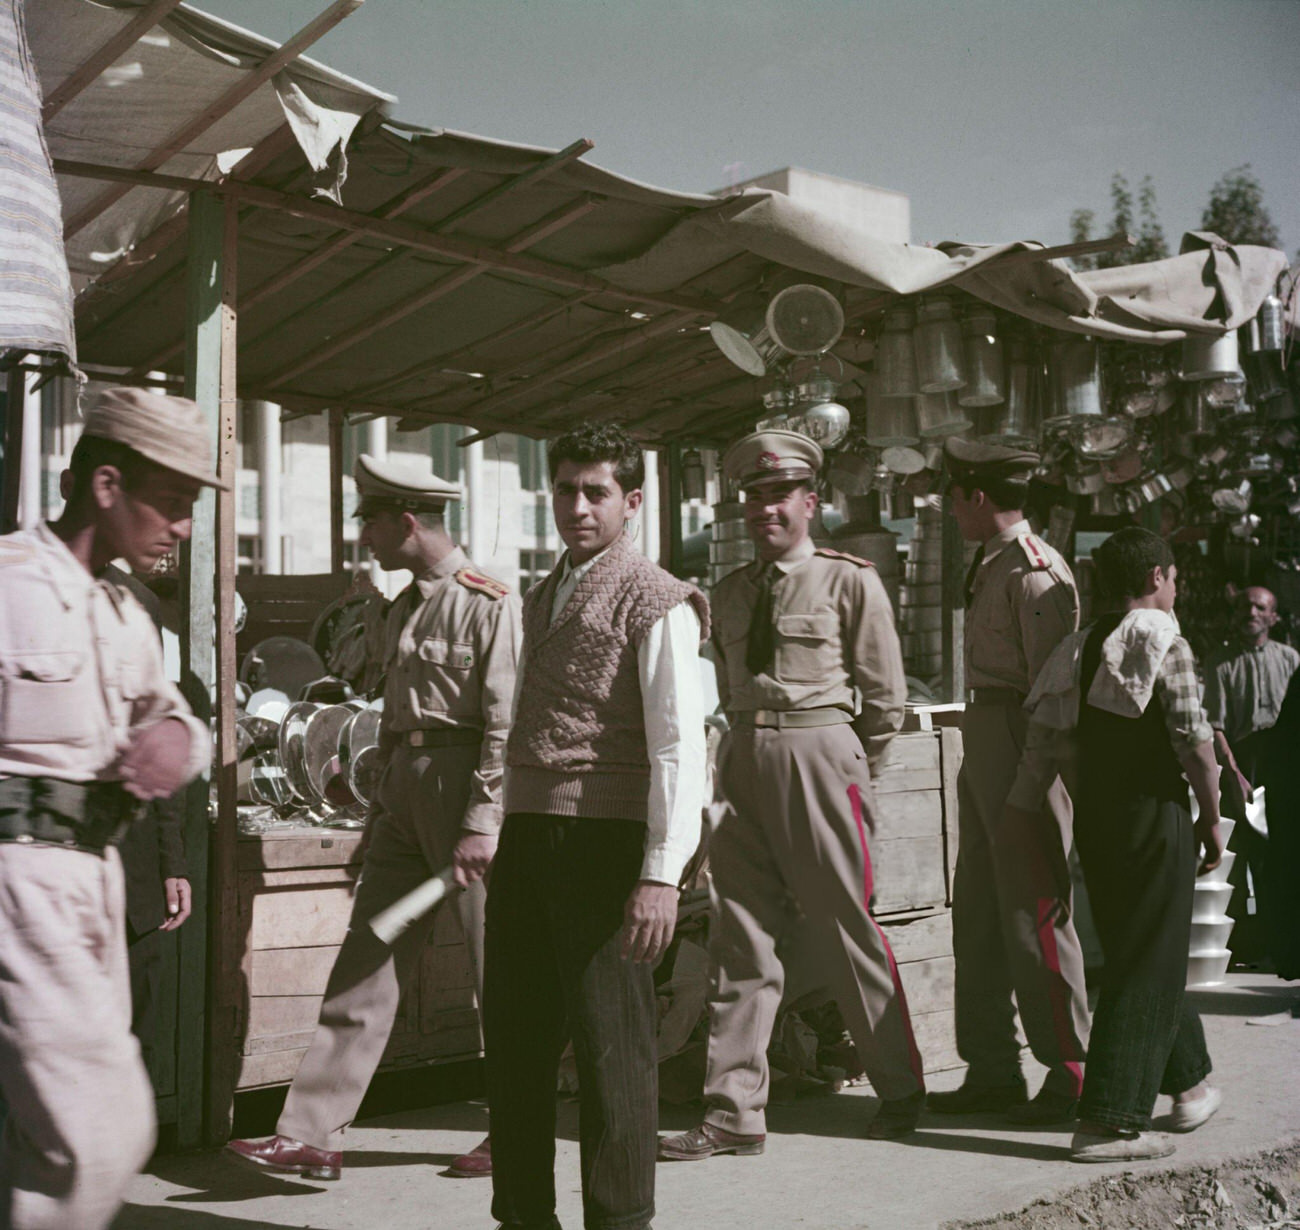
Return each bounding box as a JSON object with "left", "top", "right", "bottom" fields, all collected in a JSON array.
[
  {"left": 178, "top": 191, "right": 220, "bottom": 1150},
  {"left": 939, "top": 500, "right": 965, "bottom": 705},
  {"left": 264, "top": 195, "right": 603, "bottom": 391},
  {"left": 265, "top": 385, "right": 525, "bottom": 437},
  {"left": 2, "top": 363, "right": 27, "bottom": 534},
  {"left": 62, "top": 0, "right": 366, "bottom": 239},
  {"left": 56, "top": 159, "right": 720, "bottom": 316},
  {"left": 329, "top": 408, "right": 345, "bottom": 575},
  {"left": 42, "top": 0, "right": 186, "bottom": 122},
  {"left": 992, "top": 233, "right": 1134, "bottom": 268}
]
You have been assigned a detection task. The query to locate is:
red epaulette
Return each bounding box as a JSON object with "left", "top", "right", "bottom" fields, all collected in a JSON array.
[
  {"left": 1017, "top": 534, "right": 1052, "bottom": 571},
  {"left": 814, "top": 547, "right": 875, "bottom": 568},
  {"left": 455, "top": 568, "right": 509, "bottom": 599}
]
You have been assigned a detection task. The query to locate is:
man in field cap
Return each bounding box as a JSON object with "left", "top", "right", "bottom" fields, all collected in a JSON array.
[
  {"left": 229, "top": 452, "right": 520, "bottom": 1184},
  {"left": 928, "top": 435, "right": 1089, "bottom": 1125},
  {"left": 0, "top": 386, "right": 215, "bottom": 1229},
  {"left": 660, "top": 427, "right": 926, "bottom": 1161}
]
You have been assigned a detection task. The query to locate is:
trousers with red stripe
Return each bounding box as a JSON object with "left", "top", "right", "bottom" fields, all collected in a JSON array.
[
  {"left": 701, "top": 724, "right": 924, "bottom": 1136},
  {"left": 952, "top": 704, "right": 1089, "bottom": 1098}
]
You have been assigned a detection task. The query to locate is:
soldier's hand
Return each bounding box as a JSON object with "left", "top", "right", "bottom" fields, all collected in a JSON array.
[
  {"left": 622, "top": 882, "right": 678, "bottom": 964},
  {"left": 452, "top": 831, "right": 498, "bottom": 888},
  {"left": 160, "top": 877, "right": 192, "bottom": 931},
  {"left": 120, "top": 718, "right": 193, "bottom": 800}
]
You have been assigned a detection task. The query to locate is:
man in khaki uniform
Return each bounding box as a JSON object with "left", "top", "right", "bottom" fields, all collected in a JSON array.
[
  {"left": 229, "top": 453, "right": 520, "bottom": 1182},
  {"left": 0, "top": 388, "right": 216, "bottom": 1230},
  {"left": 929, "top": 437, "right": 1089, "bottom": 1124},
  {"left": 660, "top": 430, "right": 925, "bottom": 1161}
]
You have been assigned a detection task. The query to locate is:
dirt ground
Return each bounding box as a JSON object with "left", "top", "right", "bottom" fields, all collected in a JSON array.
[
  {"left": 115, "top": 974, "right": 1300, "bottom": 1230},
  {"left": 948, "top": 1142, "right": 1300, "bottom": 1229}
]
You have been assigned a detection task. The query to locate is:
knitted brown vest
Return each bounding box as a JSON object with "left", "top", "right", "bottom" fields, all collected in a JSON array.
[{"left": 505, "top": 532, "right": 709, "bottom": 822}]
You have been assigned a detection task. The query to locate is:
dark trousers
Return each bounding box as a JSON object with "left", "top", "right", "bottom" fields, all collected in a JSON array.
[
  {"left": 485, "top": 814, "right": 656, "bottom": 1230},
  {"left": 126, "top": 922, "right": 163, "bottom": 1080},
  {"left": 1074, "top": 793, "right": 1212, "bottom": 1131}
]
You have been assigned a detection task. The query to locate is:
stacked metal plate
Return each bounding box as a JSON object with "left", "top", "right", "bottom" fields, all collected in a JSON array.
[
  {"left": 900, "top": 502, "right": 944, "bottom": 678},
  {"left": 708, "top": 500, "right": 753, "bottom": 589}
]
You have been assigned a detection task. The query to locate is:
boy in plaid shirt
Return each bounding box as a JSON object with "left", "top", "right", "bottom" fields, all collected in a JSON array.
[{"left": 1009, "top": 527, "right": 1225, "bottom": 1163}]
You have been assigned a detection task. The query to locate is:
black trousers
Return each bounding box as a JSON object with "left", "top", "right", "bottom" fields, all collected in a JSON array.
[
  {"left": 127, "top": 921, "right": 163, "bottom": 1080},
  {"left": 485, "top": 814, "right": 656, "bottom": 1230},
  {"left": 1074, "top": 793, "right": 1212, "bottom": 1131}
]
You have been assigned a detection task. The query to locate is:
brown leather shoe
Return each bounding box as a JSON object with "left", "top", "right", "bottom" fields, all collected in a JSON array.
[
  {"left": 658, "top": 1122, "right": 765, "bottom": 1162},
  {"left": 446, "top": 1135, "right": 492, "bottom": 1178},
  {"left": 865, "top": 1089, "right": 925, "bottom": 1140},
  {"left": 226, "top": 1134, "right": 342, "bottom": 1181}
]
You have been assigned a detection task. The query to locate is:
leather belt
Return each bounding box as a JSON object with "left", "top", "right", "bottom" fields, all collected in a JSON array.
[
  {"left": 733, "top": 708, "right": 852, "bottom": 730},
  {"left": 400, "top": 727, "right": 483, "bottom": 749},
  {"left": 0, "top": 777, "right": 137, "bottom": 854},
  {"left": 966, "top": 687, "right": 1027, "bottom": 706}
]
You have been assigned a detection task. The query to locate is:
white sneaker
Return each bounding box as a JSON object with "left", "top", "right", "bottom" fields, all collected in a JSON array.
[
  {"left": 1070, "top": 1128, "right": 1176, "bottom": 1163},
  {"left": 1168, "top": 1085, "right": 1221, "bottom": 1133}
]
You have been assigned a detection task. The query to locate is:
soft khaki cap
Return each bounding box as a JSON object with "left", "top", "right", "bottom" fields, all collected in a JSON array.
[
  {"left": 943, "top": 436, "right": 1039, "bottom": 488},
  {"left": 82, "top": 387, "right": 228, "bottom": 489},
  {"left": 354, "top": 452, "right": 461, "bottom": 513},
  {"left": 722, "top": 429, "right": 823, "bottom": 490}
]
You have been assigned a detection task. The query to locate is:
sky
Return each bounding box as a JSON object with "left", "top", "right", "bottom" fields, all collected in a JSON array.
[{"left": 199, "top": 0, "right": 1298, "bottom": 257}]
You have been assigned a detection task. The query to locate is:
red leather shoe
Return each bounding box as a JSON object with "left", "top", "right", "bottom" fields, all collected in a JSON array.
[
  {"left": 657, "top": 1122, "right": 765, "bottom": 1161},
  {"left": 226, "top": 1134, "right": 342, "bottom": 1181},
  {"left": 446, "top": 1135, "right": 492, "bottom": 1178}
]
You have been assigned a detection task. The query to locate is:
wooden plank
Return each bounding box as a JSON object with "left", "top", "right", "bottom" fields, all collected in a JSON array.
[
  {"left": 874, "top": 731, "right": 940, "bottom": 787},
  {"left": 238, "top": 1048, "right": 306, "bottom": 1089},
  {"left": 875, "top": 789, "right": 943, "bottom": 841},
  {"left": 250, "top": 945, "right": 340, "bottom": 996},
  {"left": 910, "top": 1010, "right": 962, "bottom": 1074},
  {"left": 62, "top": 0, "right": 367, "bottom": 239},
  {"left": 42, "top": 0, "right": 185, "bottom": 121},
  {"left": 237, "top": 831, "right": 363, "bottom": 871},
  {"left": 249, "top": 885, "right": 355, "bottom": 949},
  {"left": 240, "top": 867, "right": 358, "bottom": 890},
  {"left": 329, "top": 407, "right": 345, "bottom": 576},
  {"left": 878, "top": 910, "right": 953, "bottom": 965},
  {"left": 940, "top": 511, "right": 965, "bottom": 704},
  {"left": 940, "top": 725, "right": 963, "bottom": 901},
  {"left": 871, "top": 837, "right": 947, "bottom": 914},
  {"left": 2, "top": 364, "right": 26, "bottom": 534},
  {"left": 895, "top": 955, "right": 955, "bottom": 1017},
  {"left": 247, "top": 995, "right": 324, "bottom": 1041}
]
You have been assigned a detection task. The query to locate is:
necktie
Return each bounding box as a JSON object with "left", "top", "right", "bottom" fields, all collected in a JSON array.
[
  {"left": 745, "top": 564, "right": 778, "bottom": 677},
  {"left": 963, "top": 545, "right": 985, "bottom": 608}
]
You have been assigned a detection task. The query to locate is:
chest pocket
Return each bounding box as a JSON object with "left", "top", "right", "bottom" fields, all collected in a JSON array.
[
  {"left": 416, "top": 638, "right": 475, "bottom": 670},
  {"left": 775, "top": 611, "right": 839, "bottom": 684},
  {"left": 1, "top": 647, "right": 93, "bottom": 745}
]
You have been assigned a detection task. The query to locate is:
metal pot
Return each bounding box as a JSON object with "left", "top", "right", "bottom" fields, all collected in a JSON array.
[
  {"left": 1066, "top": 465, "right": 1105, "bottom": 495},
  {"left": 905, "top": 560, "right": 943, "bottom": 585}
]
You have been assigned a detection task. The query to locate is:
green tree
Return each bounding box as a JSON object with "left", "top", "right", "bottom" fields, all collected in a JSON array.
[
  {"left": 1133, "top": 175, "right": 1168, "bottom": 264},
  {"left": 1200, "top": 164, "right": 1280, "bottom": 247},
  {"left": 1068, "top": 173, "right": 1161, "bottom": 269}
]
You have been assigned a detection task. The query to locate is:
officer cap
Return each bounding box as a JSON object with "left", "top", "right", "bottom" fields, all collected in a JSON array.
[
  {"left": 722, "top": 429, "right": 823, "bottom": 492},
  {"left": 354, "top": 453, "right": 461, "bottom": 515},
  {"left": 82, "top": 387, "right": 229, "bottom": 489},
  {"left": 943, "top": 436, "right": 1038, "bottom": 490}
]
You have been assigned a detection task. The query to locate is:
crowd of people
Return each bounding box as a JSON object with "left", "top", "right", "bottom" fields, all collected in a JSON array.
[{"left": 0, "top": 386, "right": 1291, "bottom": 1230}]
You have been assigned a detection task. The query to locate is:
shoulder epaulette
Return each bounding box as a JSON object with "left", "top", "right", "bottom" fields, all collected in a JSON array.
[
  {"left": 455, "top": 568, "right": 509, "bottom": 600},
  {"left": 814, "top": 547, "right": 875, "bottom": 568},
  {"left": 1017, "top": 534, "right": 1052, "bottom": 571}
]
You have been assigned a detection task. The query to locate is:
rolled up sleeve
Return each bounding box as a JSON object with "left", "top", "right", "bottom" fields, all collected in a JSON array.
[{"left": 1156, "top": 637, "right": 1214, "bottom": 756}]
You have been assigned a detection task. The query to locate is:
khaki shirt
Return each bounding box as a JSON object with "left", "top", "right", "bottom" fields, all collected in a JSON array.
[
  {"left": 379, "top": 547, "right": 521, "bottom": 835},
  {"left": 712, "top": 546, "right": 906, "bottom": 771},
  {"left": 965, "top": 520, "right": 1078, "bottom": 694},
  {"left": 0, "top": 524, "right": 208, "bottom": 784}
]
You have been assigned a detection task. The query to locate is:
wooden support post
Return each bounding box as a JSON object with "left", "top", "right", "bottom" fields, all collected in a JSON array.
[
  {"left": 939, "top": 499, "right": 965, "bottom": 705},
  {"left": 2, "top": 363, "right": 26, "bottom": 534},
  {"left": 658, "top": 442, "right": 684, "bottom": 577},
  {"left": 329, "top": 407, "right": 345, "bottom": 575}
]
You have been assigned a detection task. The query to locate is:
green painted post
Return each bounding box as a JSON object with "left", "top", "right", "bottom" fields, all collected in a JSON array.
[{"left": 176, "top": 189, "right": 223, "bottom": 1150}]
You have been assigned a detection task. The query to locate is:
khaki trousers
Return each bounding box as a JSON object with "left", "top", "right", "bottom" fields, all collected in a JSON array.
[
  {"left": 0, "top": 844, "right": 155, "bottom": 1230},
  {"left": 278, "top": 743, "right": 485, "bottom": 1151},
  {"left": 703, "top": 725, "right": 924, "bottom": 1135},
  {"left": 952, "top": 704, "right": 1089, "bottom": 1096}
]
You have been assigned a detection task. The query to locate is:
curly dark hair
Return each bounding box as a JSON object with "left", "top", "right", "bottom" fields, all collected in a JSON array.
[
  {"left": 546, "top": 422, "right": 645, "bottom": 494},
  {"left": 1093, "top": 525, "right": 1175, "bottom": 602}
]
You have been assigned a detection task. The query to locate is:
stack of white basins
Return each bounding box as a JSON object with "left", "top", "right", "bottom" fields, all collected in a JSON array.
[
  {"left": 1188, "top": 799, "right": 1237, "bottom": 988},
  {"left": 901, "top": 503, "right": 943, "bottom": 678}
]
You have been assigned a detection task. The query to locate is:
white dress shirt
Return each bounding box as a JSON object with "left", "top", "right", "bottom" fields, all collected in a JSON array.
[{"left": 509, "top": 540, "right": 706, "bottom": 885}]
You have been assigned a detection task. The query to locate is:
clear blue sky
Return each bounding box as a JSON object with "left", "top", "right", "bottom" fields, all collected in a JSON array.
[{"left": 201, "top": 0, "right": 1298, "bottom": 257}]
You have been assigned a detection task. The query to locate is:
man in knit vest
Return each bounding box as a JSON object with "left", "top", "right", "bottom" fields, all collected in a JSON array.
[
  {"left": 659, "top": 429, "right": 926, "bottom": 1162},
  {"left": 486, "top": 423, "right": 707, "bottom": 1230}
]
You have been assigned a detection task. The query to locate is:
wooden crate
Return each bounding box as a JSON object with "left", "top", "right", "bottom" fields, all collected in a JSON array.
[{"left": 232, "top": 827, "right": 480, "bottom": 1092}]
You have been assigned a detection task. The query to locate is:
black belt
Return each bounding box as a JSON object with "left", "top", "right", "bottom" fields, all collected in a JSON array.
[
  {"left": 966, "top": 687, "right": 1027, "bottom": 706},
  {"left": 399, "top": 728, "right": 483, "bottom": 749},
  {"left": 0, "top": 777, "right": 138, "bottom": 854}
]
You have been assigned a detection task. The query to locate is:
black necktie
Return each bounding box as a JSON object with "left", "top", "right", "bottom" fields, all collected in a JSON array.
[
  {"left": 963, "top": 545, "right": 985, "bottom": 608},
  {"left": 745, "top": 564, "right": 778, "bottom": 677}
]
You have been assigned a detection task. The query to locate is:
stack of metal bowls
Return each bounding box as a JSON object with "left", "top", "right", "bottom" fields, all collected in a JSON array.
[
  {"left": 901, "top": 502, "right": 944, "bottom": 677},
  {"left": 708, "top": 499, "right": 753, "bottom": 589}
]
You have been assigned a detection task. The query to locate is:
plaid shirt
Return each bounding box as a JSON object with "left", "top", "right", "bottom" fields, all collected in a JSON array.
[{"left": 1155, "top": 636, "right": 1214, "bottom": 756}]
